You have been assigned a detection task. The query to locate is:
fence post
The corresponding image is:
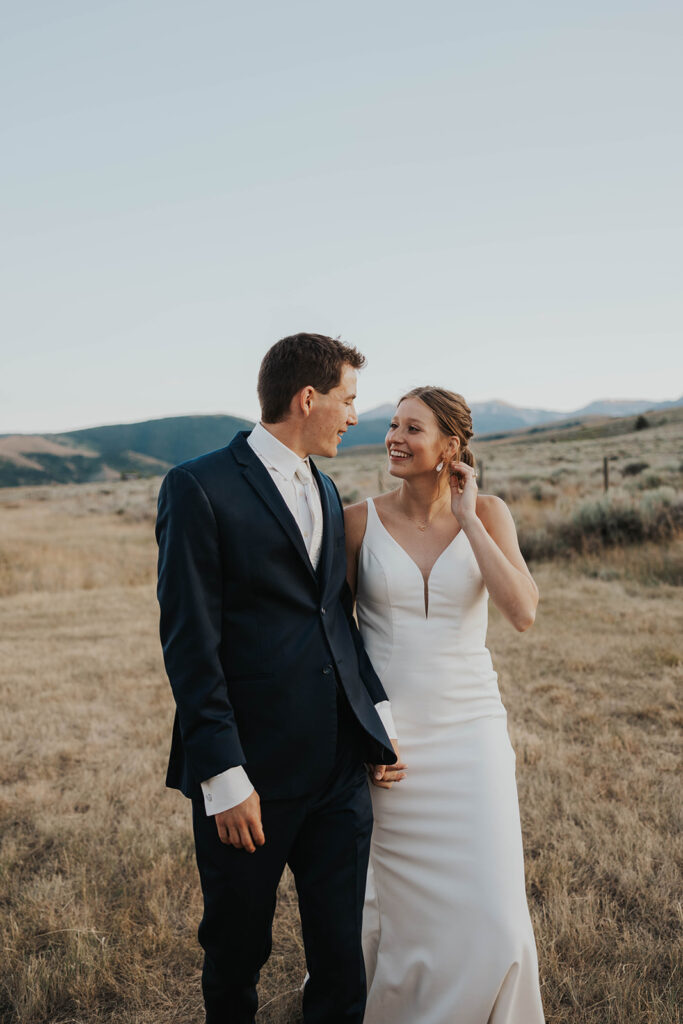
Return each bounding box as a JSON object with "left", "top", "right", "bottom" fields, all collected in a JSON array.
[{"left": 603, "top": 455, "right": 617, "bottom": 492}]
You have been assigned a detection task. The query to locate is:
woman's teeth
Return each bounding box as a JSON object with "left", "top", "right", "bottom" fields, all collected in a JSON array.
[{"left": 390, "top": 450, "right": 410, "bottom": 458}]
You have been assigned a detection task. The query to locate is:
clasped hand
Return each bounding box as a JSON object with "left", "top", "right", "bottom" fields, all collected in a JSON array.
[{"left": 370, "top": 739, "right": 407, "bottom": 790}]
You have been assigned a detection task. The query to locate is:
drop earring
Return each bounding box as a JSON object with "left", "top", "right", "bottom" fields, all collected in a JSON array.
[{"left": 436, "top": 461, "right": 444, "bottom": 472}]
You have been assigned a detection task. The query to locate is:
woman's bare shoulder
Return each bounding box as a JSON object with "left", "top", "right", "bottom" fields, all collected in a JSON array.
[
  {"left": 475, "top": 493, "right": 518, "bottom": 539},
  {"left": 343, "top": 499, "right": 369, "bottom": 548},
  {"left": 372, "top": 489, "right": 399, "bottom": 515},
  {"left": 476, "top": 492, "right": 509, "bottom": 520}
]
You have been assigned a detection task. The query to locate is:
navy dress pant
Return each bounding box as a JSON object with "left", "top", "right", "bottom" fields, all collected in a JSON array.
[{"left": 191, "top": 694, "right": 374, "bottom": 1024}]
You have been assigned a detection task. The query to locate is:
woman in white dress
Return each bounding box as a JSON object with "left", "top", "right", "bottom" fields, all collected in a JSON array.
[{"left": 344, "top": 386, "right": 545, "bottom": 1024}]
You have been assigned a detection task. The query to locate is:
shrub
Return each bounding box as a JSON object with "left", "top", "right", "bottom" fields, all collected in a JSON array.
[
  {"left": 634, "top": 415, "right": 650, "bottom": 430},
  {"left": 639, "top": 473, "right": 663, "bottom": 490},
  {"left": 490, "top": 482, "right": 527, "bottom": 503},
  {"left": 622, "top": 461, "right": 649, "bottom": 477},
  {"left": 518, "top": 489, "right": 683, "bottom": 562},
  {"left": 571, "top": 496, "right": 645, "bottom": 549}
]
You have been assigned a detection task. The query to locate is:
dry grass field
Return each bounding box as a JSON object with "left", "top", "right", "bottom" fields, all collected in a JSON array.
[{"left": 1, "top": 416, "right": 681, "bottom": 1023}]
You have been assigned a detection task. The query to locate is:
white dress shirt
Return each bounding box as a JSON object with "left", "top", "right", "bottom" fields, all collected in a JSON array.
[{"left": 200, "top": 422, "right": 397, "bottom": 816}]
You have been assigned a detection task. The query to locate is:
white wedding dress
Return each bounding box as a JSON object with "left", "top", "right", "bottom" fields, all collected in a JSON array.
[{"left": 358, "top": 498, "right": 545, "bottom": 1024}]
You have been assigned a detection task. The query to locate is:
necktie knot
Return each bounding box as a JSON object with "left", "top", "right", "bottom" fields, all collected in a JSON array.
[{"left": 295, "top": 461, "right": 313, "bottom": 486}]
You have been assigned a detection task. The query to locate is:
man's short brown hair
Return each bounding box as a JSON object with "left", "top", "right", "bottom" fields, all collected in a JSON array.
[{"left": 257, "top": 333, "right": 366, "bottom": 423}]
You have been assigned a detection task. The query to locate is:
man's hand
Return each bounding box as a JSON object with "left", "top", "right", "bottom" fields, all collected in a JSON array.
[
  {"left": 214, "top": 791, "right": 265, "bottom": 852},
  {"left": 370, "top": 740, "right": 406, "bottom": 790}
]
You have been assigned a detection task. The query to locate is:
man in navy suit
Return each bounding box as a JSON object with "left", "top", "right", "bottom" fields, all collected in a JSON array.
[{"left": 156, "top": 333, "right": 401, "bottom": 1023}]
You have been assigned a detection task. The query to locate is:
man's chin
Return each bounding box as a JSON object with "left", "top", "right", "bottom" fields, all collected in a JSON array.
[
  {"left": 325, "top": 435, "right": 345, "bottom": 457},
  {"left": 308, "top": 440, "right": 341, "bottom": 459}
]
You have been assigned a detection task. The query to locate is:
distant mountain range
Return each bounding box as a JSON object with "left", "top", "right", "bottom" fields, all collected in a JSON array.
[
  {"left": 0, "top": 395, "right": 680, "bottom": 488},
  {"left": 352, "top": 395, "right": 683, "bottom": 446}
]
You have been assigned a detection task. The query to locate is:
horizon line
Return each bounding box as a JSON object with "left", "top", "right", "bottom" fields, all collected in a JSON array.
[{"left": 2, "top": 392, "right": 681, "bottom": 438}]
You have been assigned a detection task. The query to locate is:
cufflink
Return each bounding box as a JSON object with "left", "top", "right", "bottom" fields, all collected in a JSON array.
[{"left": 206, "top": 793, "right": 213, "bottom": 802}]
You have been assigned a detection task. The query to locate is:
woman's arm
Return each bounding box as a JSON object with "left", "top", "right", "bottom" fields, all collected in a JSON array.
[
  {"left": 463, "top": 494, "right": 539, "bottom": 631},
  {"left": 471, "top": 495, "right": 540, "bottom": 630},
  {"left": 448, "top": 459, "right": 538, "bottom": 631},
  {"left": 343, "top": 500, "right": 369, "bottom": 600}
]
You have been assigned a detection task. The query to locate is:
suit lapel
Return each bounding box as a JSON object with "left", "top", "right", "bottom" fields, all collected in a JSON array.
[
  {"left": 231, "top": 433, "right": 317, "bottom": 583},
  {"left": 310, "top": 460, "right": 335, "bottom": 588}
]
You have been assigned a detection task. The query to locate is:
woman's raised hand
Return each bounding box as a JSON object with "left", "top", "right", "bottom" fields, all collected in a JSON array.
[{"left": 448, "top": 459, "right": 478, "bottom": 525}]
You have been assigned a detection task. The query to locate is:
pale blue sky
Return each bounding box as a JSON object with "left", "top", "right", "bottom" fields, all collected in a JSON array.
[{"left": 2, "top": 0, "right": 681, "bottom": 433}]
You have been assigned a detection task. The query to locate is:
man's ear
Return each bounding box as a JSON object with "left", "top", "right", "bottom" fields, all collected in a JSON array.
[{"left": 294, "top": 386, "right": 315, "bottom": 417}]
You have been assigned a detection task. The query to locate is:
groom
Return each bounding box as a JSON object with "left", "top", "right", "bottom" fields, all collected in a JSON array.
[{"left": 156, "top": 333, "right": 398, "bottom": 1023}]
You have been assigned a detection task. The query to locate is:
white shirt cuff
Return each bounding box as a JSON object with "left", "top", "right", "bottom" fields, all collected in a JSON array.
[
  {"left": 201, "top": 765, "right": 254, "bottom": 816},
  {"left": 374, "top": 700, "right": 397, "bottom": 741}
]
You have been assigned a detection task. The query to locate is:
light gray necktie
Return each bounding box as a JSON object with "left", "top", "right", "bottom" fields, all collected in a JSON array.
[{"left": 295, "top": 461, "right": 323, "bottom": 569}]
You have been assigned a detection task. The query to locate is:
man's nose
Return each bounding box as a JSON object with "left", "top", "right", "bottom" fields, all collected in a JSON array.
[{"left": 347, "top": 403, "right": 358, "bottom": 426}]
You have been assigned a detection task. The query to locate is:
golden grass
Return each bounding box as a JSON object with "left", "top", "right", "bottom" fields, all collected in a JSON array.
[
  {"left": 0, "top": 481, "right": 158, "bottom": 597},
  {"left": 0, "top": 457, "right": 681, "bottom": 1022}
]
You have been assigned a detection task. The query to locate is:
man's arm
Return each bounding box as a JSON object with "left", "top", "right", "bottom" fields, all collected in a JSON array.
[
  {"left": 156, "top": 467, "right": 264, "bottom": 849},
  {"left": 339, "top": 577, "right": 393, "bottom": 710},
  {"left": 327, "top": 480, "right": 404, "bottom": 787},
  {"left": 340, "top": 581, "right": 406, "bottom": 786},
  {"left": 156, "top": 466, "right": 245, "bottom": 778}
]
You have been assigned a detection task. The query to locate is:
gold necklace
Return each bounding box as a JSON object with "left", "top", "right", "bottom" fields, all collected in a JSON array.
[{"left": 399, "top": 495, "right": 449, "bottom": 532}]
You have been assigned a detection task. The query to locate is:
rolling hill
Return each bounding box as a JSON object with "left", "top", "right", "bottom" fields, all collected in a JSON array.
[{"left": 0, "top": 415, "right": 253, "bottom": 488}]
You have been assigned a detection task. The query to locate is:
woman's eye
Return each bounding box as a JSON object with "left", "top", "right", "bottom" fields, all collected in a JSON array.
[{"left": 389, "top": 422, "right": 398, "bottom": 429}]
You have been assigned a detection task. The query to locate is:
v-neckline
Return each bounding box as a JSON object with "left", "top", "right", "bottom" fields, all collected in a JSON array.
[{"left": 369, "top": 498, "right": 464, "bottom": 619}]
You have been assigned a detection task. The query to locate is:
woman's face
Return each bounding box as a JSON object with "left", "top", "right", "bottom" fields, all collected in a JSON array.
[{"left": 385, "top": 397, "right": 456, "bottom": 478}]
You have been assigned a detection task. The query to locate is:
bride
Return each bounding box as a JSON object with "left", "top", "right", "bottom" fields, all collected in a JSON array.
[{"left": 344, "top": 386, "right": 545, "bottom": 1024}]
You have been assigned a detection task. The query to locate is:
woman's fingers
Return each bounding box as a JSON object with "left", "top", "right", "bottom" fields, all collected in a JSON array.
[
  {"left": 369, "top": 764, "right": 407, "bottom": 788},
  {"left": 449, "top": 460, "right": 476, "bottom": 493}
]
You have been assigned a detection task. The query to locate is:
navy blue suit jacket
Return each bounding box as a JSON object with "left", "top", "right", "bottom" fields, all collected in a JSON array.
[{"left": 156, "top": 430, "right": 396, "bottom": 802}]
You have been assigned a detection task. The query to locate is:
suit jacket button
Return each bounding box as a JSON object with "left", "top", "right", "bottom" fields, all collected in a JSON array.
[
  {"left": 320, "top": 607, "right": 326, "bottom": 615},
  {"left": 323, "top": 665, "right": 332, "bottom": 675}
]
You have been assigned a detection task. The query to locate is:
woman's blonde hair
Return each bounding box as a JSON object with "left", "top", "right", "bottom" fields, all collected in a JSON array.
[{"left": 398, "top": 386, "right": 476, "bottom": 469}]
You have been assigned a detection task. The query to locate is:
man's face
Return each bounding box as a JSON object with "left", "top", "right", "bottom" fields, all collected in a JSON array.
[{"left": 304, "top": 364, "right": 358, "bottom": 458}]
